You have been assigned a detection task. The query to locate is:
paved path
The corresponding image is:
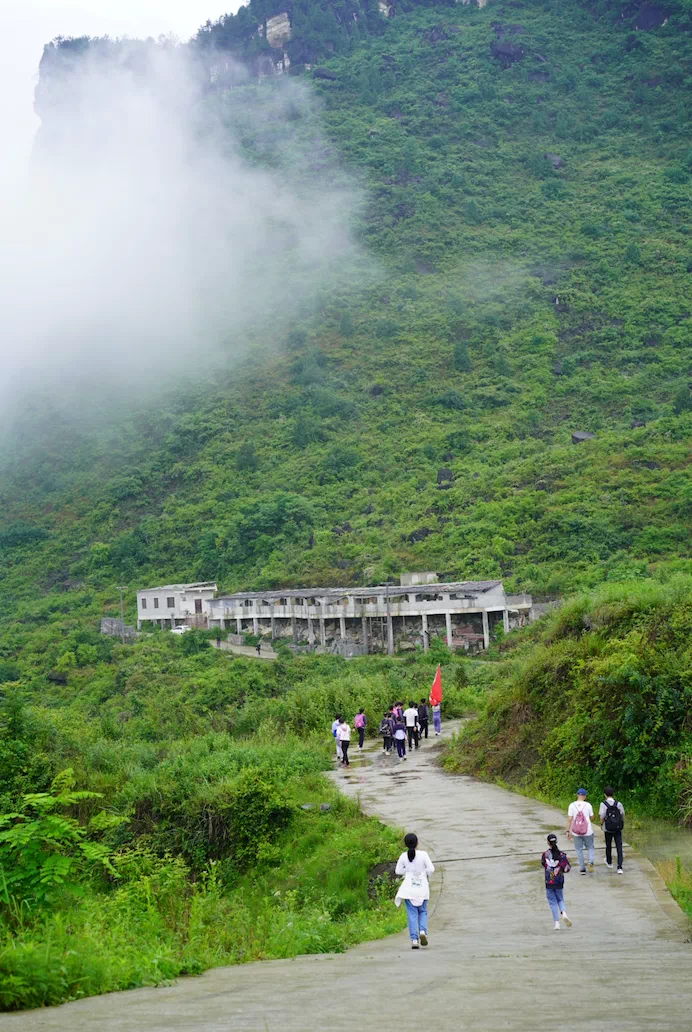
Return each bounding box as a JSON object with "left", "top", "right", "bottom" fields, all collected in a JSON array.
[
  {"left": 4, "top": 728, "right": 690, "bottom": 1031},
  {"left": 212, "top": 641, "right": 277, "bottom": 660}
]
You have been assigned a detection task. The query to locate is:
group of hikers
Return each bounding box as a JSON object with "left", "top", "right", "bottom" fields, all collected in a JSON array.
[
  {"left": 379, "top": 700, "right": 442, "bottom": 759},
  {"left": 330, "top": 700, "right": 442, "bottom": 766},
  {"left": 541, "top": 785, "right": 626, "bottom": 929},
  {"left": 396, "top": 786, "right": 626, "bottom": 949}
]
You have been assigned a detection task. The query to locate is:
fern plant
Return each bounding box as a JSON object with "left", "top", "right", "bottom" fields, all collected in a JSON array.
[{"left": 0, "top": 768, "right": 124, "bottom": 912}]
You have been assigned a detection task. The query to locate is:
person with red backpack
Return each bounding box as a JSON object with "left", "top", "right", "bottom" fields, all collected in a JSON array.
[
  {"left": 567, "top": 788, "right": 596, "bottom": 874},
  {"left": 541, "top": 834, "right": 572, "bottom": 931},
  {"left": 599, "top": 786, "right": 625, "bottom": 873}
]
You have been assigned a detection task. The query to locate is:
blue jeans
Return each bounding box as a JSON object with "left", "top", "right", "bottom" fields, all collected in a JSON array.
[
  {"left": 546, "top": 887, "right": 565, "bottom": 921},
  {"left": 572, "top": 833, "right": 595, "bottom": 869},
  {"left": 404, "top": 899, "right": 428, "bottom": 942}
]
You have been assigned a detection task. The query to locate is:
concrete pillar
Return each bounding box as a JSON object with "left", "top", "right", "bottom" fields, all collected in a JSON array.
[
  {"left": 445, "top": 611, "right": 453, "bottom": 647},
  {"left": 503, "top": 608, "right": 510, "bottom": 634},
  {"left": 361, "top": 615, "right": 369, "bottom": 653},
  {"left": 387, "top": 614, "right": 394, "bottom": 655},
  {"left": 422, "top": 613, "right": 429, "bottom": 652},
  {"left": 137, "top": 620, "right": 142, "bottom": 630},
  {"left": 253, "top": 616, "right": 259, "bottom": 635},
  {"left": 307, "top": 617, "right": 314, "bottom": 644},
  {"left": 320, "top": 618, "right": 326, "bottom": 647},
  {"left": 482, "top": 610, "right": 490, "bottom": 650},
  {"left": 291, "top": 603, "right": 297, "bottom": 642},
  {"left": 235, "top": 617, "right": 241, "bottom": 634},
  {"left": 271, "top": 616, "right": 276, "bottom": 638},
  {"left": 340, "top": 615, "right": 346, "bottom": 639}
]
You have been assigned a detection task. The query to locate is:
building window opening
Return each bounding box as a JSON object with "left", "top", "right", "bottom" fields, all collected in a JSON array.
[
  {"left": 195, "top": 598, "right": 203, "bottom": 614},
  {"left": 141, "top": 598, "right": 147, "bottom": 610},
  {"left": 167, "top": 597, "right": 175, "bottom": 609},
  {"left": 153, "top": 598, "right": 159, "bottom": 609}
]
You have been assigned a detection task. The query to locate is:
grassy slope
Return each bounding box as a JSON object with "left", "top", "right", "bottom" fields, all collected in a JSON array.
[{"left": 1, "top": 0, "right": 691, "bottom": 632}]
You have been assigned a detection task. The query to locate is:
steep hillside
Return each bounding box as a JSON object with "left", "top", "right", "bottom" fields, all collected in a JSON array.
[{"left": 2, "top": 0, "right": 692, "bottom": 628}]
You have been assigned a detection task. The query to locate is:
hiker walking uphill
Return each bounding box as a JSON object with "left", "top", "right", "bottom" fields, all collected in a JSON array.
[
  {"left": 600, "top": 787, "right": 625, "bottom": 873},
  {"left": 354, "top": 708, "right": 367, "bottom": 750},
  {"left": 379, "top": 710, "right": 394, "bottom": 754},
  {"left": 337, "top": 717, "right": 351, "bottom": 766},
  {"left": 332, "top": 715, "right": 343, "bottom": 762},
  {"left": 395, "top": 832, "right": 434, "bottom": 949},
  {"left": 404, "top": 701, "right": 420, "bottom": 750},
  {"left": 392, "top": 711, "right": 407, "bottom": 760},
  {"left": 567, "top": 788, "right": 596, "bottom": 874},
  {"left": 417, "top": 698, "right": 429, "bottom": 740},
  {"left": 541, "top": 834, "right": 572, "bottom": 931}
]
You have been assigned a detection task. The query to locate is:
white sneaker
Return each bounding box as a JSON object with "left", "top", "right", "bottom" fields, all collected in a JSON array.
[
  {"left": 411, "top": 940, "right": 420, "bottom": 949},
  {"left": 617, "top": 868, "right": 624, "bottom": 875},
  {"left": 554, "top": 921, "right": 560, "bottom": 930},
  {"left": 419, "top": 930, "right": 428, "bottom": 946},
  {"left": 604, "top": 860, "right": 613, "bottom": 868},
  {"left": 561, "top": 912, "right": 572, "bottom": 927}
]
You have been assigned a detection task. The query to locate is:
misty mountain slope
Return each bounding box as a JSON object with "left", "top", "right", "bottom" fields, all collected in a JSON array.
[{"left": 1, "top": 0, "right": 692, "bottom": 632}]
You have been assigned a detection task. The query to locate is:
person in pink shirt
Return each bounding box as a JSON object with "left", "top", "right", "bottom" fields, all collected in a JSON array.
[{"left": 354, "top": 708, "right": 367, "bottom": 749}]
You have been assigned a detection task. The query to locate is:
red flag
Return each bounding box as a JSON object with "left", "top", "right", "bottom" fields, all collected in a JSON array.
[{"left": 429, "top": 664, "right": 442, "bottom": 706}]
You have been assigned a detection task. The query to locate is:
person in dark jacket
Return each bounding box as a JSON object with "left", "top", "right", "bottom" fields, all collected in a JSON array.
[
  {"left": 379, "top": 710, "right": 394, "bottom": 754},
  {"left": 392, "top": 712, "right": 407, "bottom": 760},
  {"left": 541, "top": 833, "right": 572, "bottom": 931},
  {"left": 418, "top": 698, "right": 429, "bottom": 740}
]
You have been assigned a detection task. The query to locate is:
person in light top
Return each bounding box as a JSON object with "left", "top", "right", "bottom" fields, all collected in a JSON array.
[
  {"left": 395, "top": 832, "right": 434, "bottom": 949},
  {"left": 403, "top": 700, "right": 420, "bottom": 750},
  {"left": 337, "top": 717, "right": 351, "bottom": 767},
  {"left": 567, "top": 788, "right": 595, "bottom": 874}
]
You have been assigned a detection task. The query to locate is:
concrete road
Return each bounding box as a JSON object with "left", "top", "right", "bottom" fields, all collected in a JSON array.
[{"left": 3, "top": 727, "right": 690, "bottom": 1031}]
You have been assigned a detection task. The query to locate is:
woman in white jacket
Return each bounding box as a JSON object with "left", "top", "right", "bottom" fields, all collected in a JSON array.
[{"left": 395, "top": 832, "right": 434, "bottom": 949}]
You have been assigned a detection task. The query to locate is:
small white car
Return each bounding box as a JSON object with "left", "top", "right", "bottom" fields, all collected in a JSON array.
[{"left": 171, "top": 625, "right": 192, "bottom": 635}]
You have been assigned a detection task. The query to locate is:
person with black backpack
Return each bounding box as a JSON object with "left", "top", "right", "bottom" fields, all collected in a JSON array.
[
  {"left": 599, "top": 786, "right": 625, "bottom": 873},
  {"left": 379, "top": 710, "right": 394, "bottom": 754}
]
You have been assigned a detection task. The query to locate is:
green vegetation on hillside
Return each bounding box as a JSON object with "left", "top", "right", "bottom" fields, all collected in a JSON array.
[
  {"left": 9, "top": 0, "right": 692, "bottom": 617},
  {"left": 0, "top": 636, "right": 471, "bottom": 1010},
  {"left": 2, "top": 0, "right": 692, "bottom": 1008},
  {"left": 443, "top": 575, "right": 692, "bottom": 819}
]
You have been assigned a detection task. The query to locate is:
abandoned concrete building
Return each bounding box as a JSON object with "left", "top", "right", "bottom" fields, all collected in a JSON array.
[
  {"left": 136, "top": 582, "right": 217, "bottom": 630},
  {"left": 206, "top": 578, "right": 534, "bottom": 655}
]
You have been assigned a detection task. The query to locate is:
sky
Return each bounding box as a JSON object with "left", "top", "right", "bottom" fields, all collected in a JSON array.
[{"left": 1, "top": 0, "right": 238, "bottom": 185}]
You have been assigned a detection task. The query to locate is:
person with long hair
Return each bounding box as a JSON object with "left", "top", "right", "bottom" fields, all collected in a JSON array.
[
  {"left": 395, "top": 832, "right": 434, "bottom": 949},
  {"left": 541, "top": 833, "right": 572, "bottom": 931}
]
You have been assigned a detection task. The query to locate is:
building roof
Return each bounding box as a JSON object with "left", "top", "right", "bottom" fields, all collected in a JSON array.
[
  {"left": 212, "top": 580, "right": 503, "bottom": 603},
  {"left": 137, "top": 582, "right": 217, "bottom": 594}
]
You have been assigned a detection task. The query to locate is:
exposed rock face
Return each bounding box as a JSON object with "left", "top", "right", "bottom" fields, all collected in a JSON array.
[
  {"left": 408, "top": 526, "right": 433, "bottom": 543},
  {"left": 634, "top": 4, "right": 668, "bottom": 29},
  {"left": 313, "top": 67, "right": 338, "bottom": 80},
  {"left": 437, "top": 467, "right": 454, "bottom": 488},
  {"left": 572, "top": 431, "right": 596, "bottom": 444},
  {"left": 545, "top": 152, "right": 565, "bottom": 168},
  {"left": 264, "top": 11, "right": 292, "bottom": 48},
  {"left": 491, "top": 41, "right": 525, "bottom": 65}
]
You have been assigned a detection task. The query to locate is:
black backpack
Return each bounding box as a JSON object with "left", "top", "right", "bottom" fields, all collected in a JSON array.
[
  {"left": 604, "top": 800, "right": 624, "bottom": 832},
  {"left": 379, "top": 719, "right": 391, "bottom": 736}
]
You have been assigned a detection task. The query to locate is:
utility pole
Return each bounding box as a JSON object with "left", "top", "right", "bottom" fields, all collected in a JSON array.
[
  {"left": 118, "top": 586, "right": 127, "bottom": 644},
  {"left": 385, "top": 580, "right": 394, "bottom": 656}
]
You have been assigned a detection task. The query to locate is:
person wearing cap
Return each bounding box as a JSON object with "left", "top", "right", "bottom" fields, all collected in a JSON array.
[
  {"left": 567, "top": 788, "right": 596, "bottom": 874},
  {"left": 541, "top": 833, "right": 572, "bottom": 931}
]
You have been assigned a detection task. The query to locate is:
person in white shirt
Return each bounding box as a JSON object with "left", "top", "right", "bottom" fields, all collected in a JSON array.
[
  {"left": 337, "top": 718, "right": 351, "bottom": 766},
  {"left": 403, "top": 701, "right": 420, "bottom": 750},
  {"left": 567, "top": 788, "right": 595, "bottom": 873},
  {"left": 395, "top": 832, "right": 434, "bottom": 949},
  {"left": 331, "top": 715, "right": 342, "bottom": 761}
]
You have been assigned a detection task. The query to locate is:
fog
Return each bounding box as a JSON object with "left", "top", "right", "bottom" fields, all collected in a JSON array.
[{"left": 0, "top": 40, "right": 367, "bottom": 424}]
